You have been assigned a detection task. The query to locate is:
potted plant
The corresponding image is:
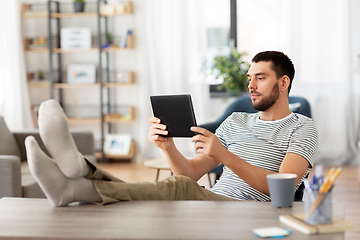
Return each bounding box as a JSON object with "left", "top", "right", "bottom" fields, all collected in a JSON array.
[
  {"left": 73, "top": 0, "right": 85, "bottom": 13},
  {"left": 38, "top": 70, "right": 44, "bottom": 81},
  {"left": 210, "top": 48, "right": 250, "bottom": 96},
  {"left": 106, "top": 31, "right": 112, "bottom": 45}
]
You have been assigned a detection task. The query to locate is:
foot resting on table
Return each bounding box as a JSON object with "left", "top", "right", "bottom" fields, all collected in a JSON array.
[
  {"left": 25, "top": 136, "right": 102, "bottom": 207},
  {"left": 38, "top": 99, "right": 90, "bottom": 178}
]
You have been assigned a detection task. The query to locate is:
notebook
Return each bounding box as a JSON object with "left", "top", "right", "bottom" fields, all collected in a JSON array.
[
  {"left": 150, "top": 94, "right": 197, "bottom": 137},
  {"left": 279, "top": 214, "right": 355, "bottom": 235}
]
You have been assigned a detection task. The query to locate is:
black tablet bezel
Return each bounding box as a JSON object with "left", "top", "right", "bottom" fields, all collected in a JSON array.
[{"left": 150, "top": 94, "right": 197, "bottom": 137}]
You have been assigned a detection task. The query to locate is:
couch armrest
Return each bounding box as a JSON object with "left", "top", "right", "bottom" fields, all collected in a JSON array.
[
  {"left": 71, "top": 131, "right": 96, "bottom": 164},
  {"left": 70, "top": 131, "right": 95, "bottom": 156},
  {"left": 13, "top": 131, "right": 50, "bottom": 161},
  {"left": 13, "top": 130, "right": 95, "bottom": 163},
  {"left": 0, "top": 155, "right": 22, "bottom": 198}
]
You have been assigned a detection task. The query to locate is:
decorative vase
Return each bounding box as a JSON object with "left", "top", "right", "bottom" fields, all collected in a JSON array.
[
  {"left": 100, "top": 4, "right": 114, "bottom": 16},
  {"left": 74, "top": 2, "right": 85, "bottom": 13}
]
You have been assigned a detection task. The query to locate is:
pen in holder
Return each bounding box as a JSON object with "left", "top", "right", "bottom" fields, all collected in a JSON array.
[
  {"left": 304, "top": 167, "right": 341, "bottom": 225},
  {"left": 304, "top": 189, "right": 332, "bottom": 225}
]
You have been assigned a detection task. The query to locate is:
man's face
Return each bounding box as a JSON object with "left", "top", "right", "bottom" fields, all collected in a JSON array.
[{"left": 246, "top": 61, "right": 280, "bottom": 111}]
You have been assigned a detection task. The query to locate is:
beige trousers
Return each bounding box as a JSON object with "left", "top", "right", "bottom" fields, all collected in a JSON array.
[{"left": 85, "top": 160, "right": 237, "bottom": 204}]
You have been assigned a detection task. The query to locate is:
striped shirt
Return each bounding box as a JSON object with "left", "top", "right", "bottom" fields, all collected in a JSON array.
[{"left": 210, "top": 112, "right": 318, "bottom": 201}]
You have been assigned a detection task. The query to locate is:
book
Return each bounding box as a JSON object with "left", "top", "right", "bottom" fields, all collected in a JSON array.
[
  {"left": 120, "top": 29, "right": 132, "bottom": 48},
  {"left": 125, "top": 30, "right": 133, "bottom": 48},
  {"left": 279, "top": 214, "right": 355, "bottom": 235}
]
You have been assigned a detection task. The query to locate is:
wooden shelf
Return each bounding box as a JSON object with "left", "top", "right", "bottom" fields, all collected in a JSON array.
[
  {"left": 68, "top": 118, "right": 101, "bottom": 123},
  {"left": 21, "top": 2, "right": 133, "bottom": 19},
  {"left": 62, "top": 106, "right": 134, "bottom": 123},
  {"left": 104, "top": 107, "right": 134, "bottom": 123},
  {"left": 28, "top": 71, "right": 134, "bottom": 89},
  {"left": 52, "top": 12, "right": 133, "bottom": 18},
  {"left": 25, "top": 48, "right": 48, "bottom": 53},
  {"left": 102, "top": 46, "right": 129, "bottom": 52},
  {"left": 21, "top": 13, "right": 102, "bottom": 19},
  {"left": 53, "top": 82, "right": 134, "bottom": 88},
  {"left": 52, "top": 12, "right": 97, "bottom": 18},
  {"left": 25, "top": 47, "right": 131, "bottom": 53},
  {"left": 22, "top": 12, "right": 48, "bottom": 18},
  {"left": 22, "top": 12, "right": 133, "bottom": 19},
  {"left": 47, "top": 113, "right": 134, "bottom": 124},
  {"left": 53, "top": 48, "right": 98, "bottom": 53},
  {"left": 28, "top": 81, "right": 49, "bottom": 88},
  {"left": 28, "top": 79, "right": 134, "bottom": 89},
  {"left": 103, "top": 82, "right": 132, "bottom": 87},
  {"left": 29, "top": 81, "right": 134, "bottom": 89},
  {"left": 54, "top": 83, "right": 99, "bottom": 88}
]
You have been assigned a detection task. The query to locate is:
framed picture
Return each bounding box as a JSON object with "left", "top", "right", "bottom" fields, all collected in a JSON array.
[
  {"left": 61, "top": 28, "right": 91, "bottom": 49},
  {"left": 67, "top": 63, "right": 96, "bottom": 84},
  {"left": 104, "top": 134, "right": 132, "bottom": 155}
]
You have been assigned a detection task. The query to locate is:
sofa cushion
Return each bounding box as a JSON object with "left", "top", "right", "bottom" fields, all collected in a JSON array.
[
  {"left": 0, "top": 155, "right": 22, "bottom": 197},
  {"left": 0, "top": 116, "right": 21, "bottom": 158}
]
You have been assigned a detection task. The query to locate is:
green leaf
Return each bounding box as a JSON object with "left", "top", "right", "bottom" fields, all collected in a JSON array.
[{"left": 208, "top": 48, "right": 250, "bottom": 96}]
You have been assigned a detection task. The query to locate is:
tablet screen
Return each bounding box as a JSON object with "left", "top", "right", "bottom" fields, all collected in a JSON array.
[{"left": 150, "top": 94, "right": 197, "bottom": 137}]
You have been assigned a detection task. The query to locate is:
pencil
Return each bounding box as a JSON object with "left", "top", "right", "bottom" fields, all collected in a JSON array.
[
  {"left": 324, "top": 168, "right": 342, "bottom": 193},
  {"left": 318, "top": 167, "right": 335, "bottom": 193}
]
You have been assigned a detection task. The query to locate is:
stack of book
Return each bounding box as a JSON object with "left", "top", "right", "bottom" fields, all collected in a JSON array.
[{"left": 280, "top": 213, "right": 355, "bottom": 235}]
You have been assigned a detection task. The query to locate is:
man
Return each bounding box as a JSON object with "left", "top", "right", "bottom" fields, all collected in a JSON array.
[
  {"left": 148, "top": 51, "right": 317, "bottom": 201},
  {"left": 25, "top": 51, "right": 317, "bottom": 206}
]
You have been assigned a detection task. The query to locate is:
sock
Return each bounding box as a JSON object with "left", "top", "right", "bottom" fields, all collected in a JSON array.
[
  {"left": 38, "top": 99, "right": 90, "bottom": 178},
  {"left": 25, "top": 136, "right": 102, "bottom": 207}
]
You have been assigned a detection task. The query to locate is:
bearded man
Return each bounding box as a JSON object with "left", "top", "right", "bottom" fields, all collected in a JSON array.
[{"left": 25, "top": 51, "right": 318, "bottom": 206}]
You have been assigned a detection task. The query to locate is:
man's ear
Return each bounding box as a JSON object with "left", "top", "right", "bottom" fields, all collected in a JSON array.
[{"left": 279, "top": 75, "right": 290, "bottom": 92}]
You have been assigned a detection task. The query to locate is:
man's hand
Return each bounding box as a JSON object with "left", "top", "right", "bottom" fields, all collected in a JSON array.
[
  {"left": 148, "top": 117, "right": 174, "bottom": 150},
  {"left": 190, "top": 126, "right": 229, "bottom": 163}
]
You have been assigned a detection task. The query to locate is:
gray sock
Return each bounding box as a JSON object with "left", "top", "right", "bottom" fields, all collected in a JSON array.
[
  {"left": 38, "top": 99, "right": 90, "bottom": 178},
  {"left": 25, "top": 136, "right": 102, "bottom": 207}
]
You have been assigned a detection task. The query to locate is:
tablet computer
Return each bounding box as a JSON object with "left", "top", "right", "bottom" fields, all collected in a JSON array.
[{"left": 150, "top": 94, "right": 197, "bottom": 137}]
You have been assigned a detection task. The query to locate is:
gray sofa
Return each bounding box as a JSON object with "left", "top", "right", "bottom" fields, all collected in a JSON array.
[{"left": 0, "top": 116, "right": 96, "bottom": 198}]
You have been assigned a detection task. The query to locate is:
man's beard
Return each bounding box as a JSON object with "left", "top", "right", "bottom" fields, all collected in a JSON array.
[{"left": 251, "top": 83, "right": 280, "bottom": 111}]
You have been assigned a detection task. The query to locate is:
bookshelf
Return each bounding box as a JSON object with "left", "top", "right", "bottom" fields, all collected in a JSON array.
[{"left": 22, "top": 1, "right": 136, "bottom": 161}]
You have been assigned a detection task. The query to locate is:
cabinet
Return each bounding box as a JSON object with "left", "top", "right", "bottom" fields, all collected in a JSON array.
[{"left": 21, "top": 1, "right": 136, "bottom": 161}]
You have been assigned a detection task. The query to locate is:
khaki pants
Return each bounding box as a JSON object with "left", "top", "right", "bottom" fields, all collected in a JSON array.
[{"left": 85, "top": 160, "right": 237, "bottom": 204}]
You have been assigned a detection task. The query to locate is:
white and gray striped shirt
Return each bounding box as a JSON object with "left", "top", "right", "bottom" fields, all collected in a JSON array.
[{"left": 210, "top": 112, "right": 318, "bottom": 201}]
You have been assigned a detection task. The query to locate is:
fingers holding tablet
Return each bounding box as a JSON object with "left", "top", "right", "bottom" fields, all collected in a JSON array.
[
  {"left": 149, "top": 117, "right": 161, "bottom": 124},
  {"left": 148, "top": 117, "right": 176, "bottom": 151},
  {"left": 148, "top": 117, "right": 168, "bottom": 138}
]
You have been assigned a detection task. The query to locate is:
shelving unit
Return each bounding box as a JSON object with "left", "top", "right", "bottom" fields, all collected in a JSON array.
[
  {"left": 21, "top": 1, "right": 136, "bottom": 161},
  {"left": 24, "top": 46, "right": 129, "bottom": 53}
]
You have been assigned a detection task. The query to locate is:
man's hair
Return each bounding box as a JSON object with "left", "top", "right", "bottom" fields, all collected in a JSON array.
[{"left": 252, "top": 51, "right": 295, "bottom": 93}]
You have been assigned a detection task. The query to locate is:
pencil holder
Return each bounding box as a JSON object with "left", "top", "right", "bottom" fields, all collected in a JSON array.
[{"left": 304, "top": 190, "right": 332, "bottom": 225}]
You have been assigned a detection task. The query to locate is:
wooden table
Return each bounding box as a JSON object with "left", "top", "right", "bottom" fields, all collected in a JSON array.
[
  {"left": 143, "top": 158, "right": 172, "bottom": 181},
  {"left": 0, "top": 197, "right": 345, "bottom": 240}
]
